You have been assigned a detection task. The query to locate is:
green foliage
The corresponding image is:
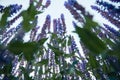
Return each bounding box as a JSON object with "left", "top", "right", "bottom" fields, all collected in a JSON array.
[
  {"left": 0, "top": 7, "right": 10, "bottom": 28},
  {"left": 88, "top": 54, "right": 99, "bottom": 69},
  {"left": 21, "top": 3, "right": 41, "bottom": 32},
  {"left": 84, "top": 16, "right": 98, "bottom": 30},
  {"left": 8, "top": 38, "right": 47, "bottom": 61},
  {"left": 38, "top": 38, "right": 48, "bottom": 45},
  {"left": 108, "top": 42, "right": 120, "bottom": 59},
  {"left": 0, "top": 64, "right": 12, "bottom": 74},
  {"left": 48, "top": 43, "right": 64, "bottom": 56},
  {"left": 1, "top": 0, "right": 120, "bottom": 80},
  {"left": 35, "top": 59, "right": 48, "bottom": 66},
  {"left": 20, "top": 67, "right": 33, "bottom": 80},
  {"left": 75, "top": 26, "right": 107, "bottom": 54},
  {"left": 8, "top": 41, "right": 38, "bottom": 61},
  {"left": 7, "top": 41, "right": 23, "bottom": 55}
]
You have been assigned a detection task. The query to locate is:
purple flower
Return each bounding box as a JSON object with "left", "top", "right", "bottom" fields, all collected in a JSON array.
[
  {"left": 46, "top": 15, "right": 51, "bottom": 32},
  {"left": 71, "top": 36, "right": 77, "bottom": 51},
  {"left": 91, "top": 5, "right": 100, "bottom": 12},
  {"left": 9, "top": 4, "right": 22, "bottom": 16},
  {"left": 65, "top": 2, "right": 84, "bottom": 23},
  {"left": 0, "top": 4, "right": 22, "bottom": 16},
  {"left": 53, "top": 19, "right": 57, "bottom": 33},
  {"left": 30, "top": 26, "right": 40, "bottom": 41},
  {"left": 72, "top": 21, "right": 77, "bottom": 28},
  {"left": 7, "top": 13, "right": 21, "bottom": 27},
  {"left": 0, "top": 5, "right": 4, "bottom": 13},
  {"left": 61, "top": 14, "right": 66, "bottom": 32},
  {"left": 68, "top": 0, "right": 76, "bottom": 6},
  {"left": 92, "top": 5, "right": 120, "bottom": 28},
  {"left": 41, "top": 15, "right": 51, "bottom": 33},
  {"left": 109, "top": 0, "right": 120, "bottom": 2},
  {"left": 104, "top": 24, "right": 120, "bottom": 37},
  {"left": 44, "top": 0, "right": 51, "bottom": 8},
  {"left": 71, "top": 0, "right": 85, "bottom": 15}
]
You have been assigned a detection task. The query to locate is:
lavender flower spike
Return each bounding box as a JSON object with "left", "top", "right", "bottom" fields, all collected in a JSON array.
[
  {"left": 110, "top": 0, "right": 120, "bottom": 2},
  {"left": 68, "top": 0, "right": 76, "bottom": 6},
  {"left": 44, "top": 0, "right": 51, "bottom": 8},
  {"left": 61, "top": 14, "right": 66, "bottom": 32},
  {"left": 104, "top": 24, "right": 120, "bottom": 37}
]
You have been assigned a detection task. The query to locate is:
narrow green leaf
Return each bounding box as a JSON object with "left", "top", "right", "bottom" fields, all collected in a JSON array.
[
  {"left": 21, "top": 3, "right": 41, "bottom": 32},
  {"left": 35, "top": 59, "right": 48, "bottom": 66},
  {"left": 84, "top": 16, "right": 98, "bottom": 30},
  {"left": 75, "top": 26, "right": 106, "bottom": 54},
  {"left": 47, "top": 44, "right": 64, "bottom": 56},
  {"left": 64, "top": 53, "right": 74, "bottom": 58},
  {"left": 0, "top": 7, "right": 9, "bottom": 28},
  {"left": 38, "top": 38, "right": 48, "bottom": 46},
  {"left": 75, "top": 69, "right": 82, "bottom": 76},
  {"left": 88, "top": 54, "right": 99, "bottom": 69}
]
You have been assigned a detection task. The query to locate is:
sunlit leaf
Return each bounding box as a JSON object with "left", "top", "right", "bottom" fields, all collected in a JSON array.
[
  {"left": 75, "top": 26, "right": 107, "bottom": 54},
  {"left": 21, "top": 3, "right": 41, "bottom": 32},
  {"left": 84, "top": 16, "right": 98, "bottom": 30}
]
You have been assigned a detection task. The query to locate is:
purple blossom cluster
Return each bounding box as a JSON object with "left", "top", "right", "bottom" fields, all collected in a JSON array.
[
  {"left": 7, "top": 13, "right": 21, "bottom": 27},
  {"left": 99, "top": 26, "right": 118, "bottom": 42},
  {"left": 44, "top": 0, "right": 51, "bottom": 8},
  {"left": 68, "top": 36, "right": 90, "bottom": 79},
  {"left": 70, "top": 36, "right": 77, "bottom": 52},
  {"left": 1, "top": 23, "right": 23, "bottom": 45},
  {"left": 109, "top": 0, "right": 120, "bottom": 2},
  {"left": 36, "top": 15, "right": 51, "bottom": 41},
  {"left": 96, "top": 0, "right": 115, "bottom": 9},
  {"left": 53, "top": 14, "right": 66, "bottom": 36},
  {"left": 104, "top": 24, "right": 120, "bottom": 37},
  {"left": 9, "top": 4, "right": 22, "bottom": 16},
  {"left": 91, "top": 5, "right": 120, "bottom": 28},
  {"left": 0, "top": 1, "right": 53, "bottom": 79},
  {"left": 61, "top": 14, "right": 66, "bottom": 32},
  {"left": 95, "top": 0, "right": 120, "bottom": 21},
  {"left": 64, "top": 1, "right": 84, "bottom": 23},
  {"left": 41, "top": 15, "right": 51, "bottom": 33},
  {"left": 0, "top": 4, "right": 22, "bottom": 16},
  {"left": 68, "top": 0, "right": 85, "bottom": 15},
  {"left": 30, "top": 26, "right": 40, "bottom": 41}
]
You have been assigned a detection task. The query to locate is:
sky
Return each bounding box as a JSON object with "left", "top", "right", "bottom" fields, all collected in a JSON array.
[{"left": 0, "top": 0, "right": 117, "bottom": 56}]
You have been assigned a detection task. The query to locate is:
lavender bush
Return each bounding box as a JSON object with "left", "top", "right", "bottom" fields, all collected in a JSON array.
[{"left": 0, "top": 0, "right": 120, "bottom": 80}]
